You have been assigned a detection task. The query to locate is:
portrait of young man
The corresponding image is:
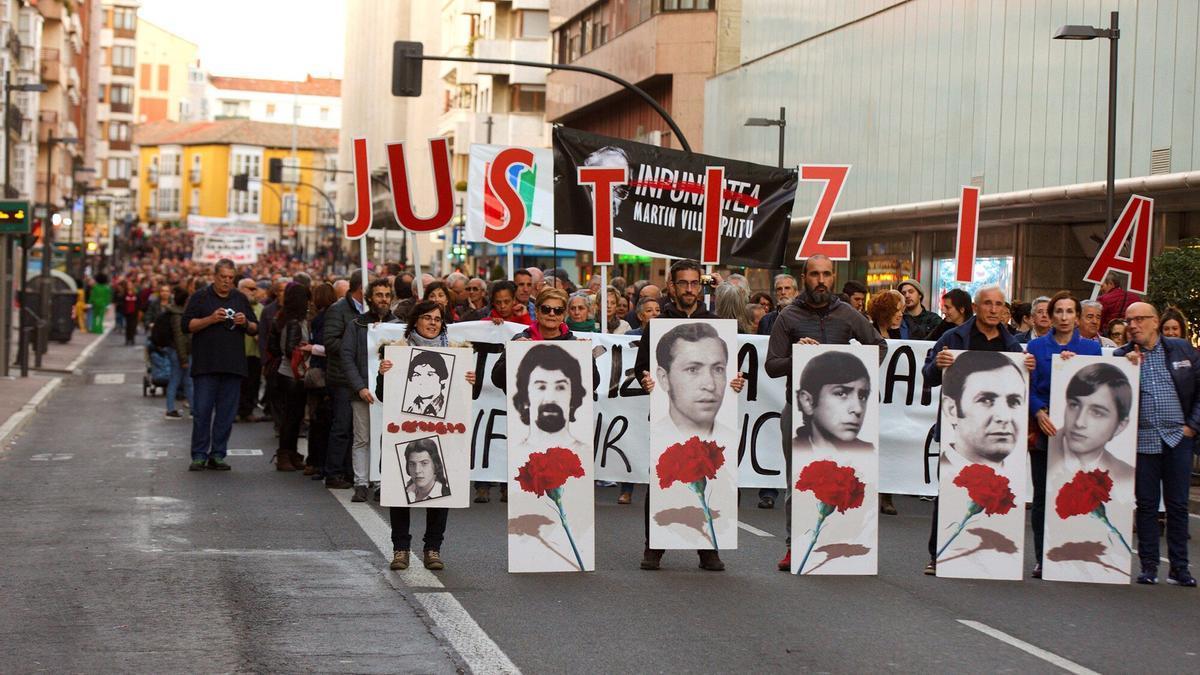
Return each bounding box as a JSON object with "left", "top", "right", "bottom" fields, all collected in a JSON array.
[
  {"left": 402, "top": 349, "right": 453, "bottom": 419},
  {"left": 399, "top": 437, "right": 451, "bottom": 504},
  {"left": 939, "top": 350, "right": 1028, "bottom": 471},
  {"left": 1050, "top": 362, "right": 1135, "bottom": 486},
  {"left": 794, "top": 350, "right": 875, "bottom": 452},
  {"left": 511, "top": 343, "right": 590, "bottom": 455},
  {"left": 653, "top": 321, "right": 735, "bottom": 439}
]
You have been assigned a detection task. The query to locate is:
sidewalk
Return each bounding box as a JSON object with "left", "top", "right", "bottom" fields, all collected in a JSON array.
[{"left": 0, "top": 319, "right": 112, "bottom": 445}]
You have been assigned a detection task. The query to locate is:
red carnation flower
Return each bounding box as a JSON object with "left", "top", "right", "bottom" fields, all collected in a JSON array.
[
  {"left": 515, "top": 447, "right": 585, "bottom": 498},
  {"left": 795, "top": 460, "right": 866, "bottom": 514},
  {"left": 952, "top": 464, "right": 1016, "bottom": 516},
  {"left": 656, "top": 436, "right": 725, "bottom": 489},
  {"left": 1055, "top": 469, "right": 1113, "bottom": 519}
]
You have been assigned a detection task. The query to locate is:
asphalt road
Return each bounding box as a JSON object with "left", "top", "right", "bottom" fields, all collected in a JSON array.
[{"left": 1, "top": 332, "right": 1197, "bottom": 674}]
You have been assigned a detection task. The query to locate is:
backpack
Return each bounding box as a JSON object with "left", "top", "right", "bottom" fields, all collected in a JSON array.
[{"left": 151, "top": 311, "right": 175, "bottom": 349}]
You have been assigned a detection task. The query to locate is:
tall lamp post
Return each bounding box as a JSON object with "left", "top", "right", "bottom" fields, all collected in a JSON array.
[
  {"left": 2, "top": 75, "right": 46, "bottom": 378},
  {"left": 35, "top": 134, "right": 78, "bottom": 365},
  {"left": 744, "top": 106, "right": 787, "bottom": 169},
  {"left": 1055, "top": 12, "right": 1119, "bottom": 297}
]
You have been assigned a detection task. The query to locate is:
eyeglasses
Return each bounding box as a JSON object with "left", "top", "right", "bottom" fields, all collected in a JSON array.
[
  {"left": 418, "top": 314, "right": 443, "bottom": 324},
  {"left": 675, "top": 280, "right": 703, "bottom": 289},
  {"left": 538, "top": 304, "right": 566, "bottom": 316},
  {"left": 1126, "top": 315, "right": 1155, "bottom": 323}
]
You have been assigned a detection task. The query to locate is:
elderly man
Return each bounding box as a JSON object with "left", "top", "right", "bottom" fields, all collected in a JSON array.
[
  {"left": 1016, "top": 296, "right": 1051, "bottom": 344},
  {"left": 1079, "top": 299, "right": 1117, "bottom": 347},
  {"left": 757, "top": 273, "right": 798, "bottom": 336},
  {"left": 1117, "top": 302, "right": 1199, "bottom": 587},
  {"left": 527, "top": 267, "right": 546, "bottom": 295},
  {"left": 456, "top": 277, "right": 488, "bottom": 318}
]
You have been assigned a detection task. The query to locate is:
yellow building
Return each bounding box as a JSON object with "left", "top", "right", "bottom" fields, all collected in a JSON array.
[{"left": 134, "top": 119, "right": 339, "bottom": 235}]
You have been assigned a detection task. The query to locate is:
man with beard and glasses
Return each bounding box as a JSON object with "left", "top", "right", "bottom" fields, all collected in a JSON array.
[
  {"left": 763, "top": 254, "right": 885, "bottom": 570},
  {"left": 510, "top": 343, "right": 589, "bottom": 456}
]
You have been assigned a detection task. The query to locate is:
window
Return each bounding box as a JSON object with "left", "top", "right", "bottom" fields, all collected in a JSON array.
[
  {"left": 320, "top": 107, "right": 329, "bottom": 122},
  {"left": 110, "top": 84, "right": 132, "bottom": 104},
  {"left": 517, "top": 10, "right": 550, "bottom": 39},
  {"left": 191, "top": 154, "right": 201, "bottom": 171},
  {"left": 113, "top": 7, "right": 136, "bottom": 30},
  {"left": 157, "top": 64, "right": 169, "bottom": 91},
  {"left": 106, "top": 157, "right": 132, "bottom": 180},
  {"left": 156, "top": 187, "right": 180, "bottom": 214},
  {"left": 98, "top": 84, "right": 106, "bottom": 102},
  {"left": 160, "top": 153, "right": 181, "bottom": 176},
  {"left": 932, "top": 256, "right": 1014, "bottom": 306},
  {"left": 139, "top": 63, "right": 151, "bottom": 89},
  {"left": 660, "top": 0, "right": 714, "bottom": 9},
  {"left": 265, "top": 103, "right": 275, "bottom": 118},
  {"left": 107, "top": 121, "right": 129, "bottom": 141},
  {"left": 510, "top": 85, "right": 545, "bottom": 113},
  {"left": 189, "top": 189, "right": 200, "bottom": 214},
  {"left": 113, "top": 46, "right": 135, "bottom": 68}
]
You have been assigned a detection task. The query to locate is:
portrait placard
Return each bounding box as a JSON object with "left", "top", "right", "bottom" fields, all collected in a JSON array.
[
  {"left": 790, "top": 344, "right": 879, "bottom": 575},
  {"left": 1042, "top": 356, "right": 1138, "bottom": 584},
  {"left": 935, "top": 350, "right": 1029, "bottom": 580},
  {"left": 648, "top": 318, "right": 739, "bottom": 551},
  {"left": 380, "top": 345, "right": 472, "bottom": 509},
  {"left": 505, "top": 340, "right": 595, "bottom": 573}
]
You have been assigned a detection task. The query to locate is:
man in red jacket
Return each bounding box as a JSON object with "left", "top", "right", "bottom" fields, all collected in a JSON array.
[{"left": 1097, "top": 272, "right": 1140, "bottom": 329}]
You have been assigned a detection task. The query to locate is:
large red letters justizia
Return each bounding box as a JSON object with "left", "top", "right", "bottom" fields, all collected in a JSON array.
[
  {"left": 794, "top": 165, "right": 851, "bottom": 261},
  {"left": 1083, "top": 195, "right": 1154, "bottom": 295}
]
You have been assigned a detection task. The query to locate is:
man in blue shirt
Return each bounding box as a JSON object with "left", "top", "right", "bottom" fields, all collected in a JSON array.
[
  {"left": 1026, "top": 291, "right": 1101, "bottom": 578},
  {"left": 1116, "top": 302, "right": 1199, "bottom": 587}
]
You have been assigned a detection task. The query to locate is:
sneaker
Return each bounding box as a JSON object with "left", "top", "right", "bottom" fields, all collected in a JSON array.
[
  {"left": 325, "top": 477, "right": 353, "bottom": 489},
  {"left": 372, "top": 486, "right": 381, "bottom": 502},
  {"left": 188, "top": 459, "right": 206, "bottom": 472},
  {"left": 778, "top": 550, "right": 791, "bottom": 572},
  {"left": 1031, "top": 563, "right": 1042, "bottom": 579},
  {"left": 1168, "top": 569, "right": 1197, "bottom": 587},
  {"left": 351, "top": 485, "right": 368, "bottom": 502},
  {"left": 758, "top": 495, "right": 775, "bottom": 509},
  {"left": 423, "top": 550, "right": 445, "bottom": 570},
  {"left": 617, "top": 492, "right": 632, "bottom": 505},
  {"left": 164, "top": 410, "right": 183, "bottom": 420},
  {"left": 1136, "top": 570, "right": 1158, "bottom": 585},
  {"left": 640, "top": 548, "right": 664, "bottom": 570},
  {"left": 697, "top": 550, "right": 725, "bottom": 571},
  {"left": 206, "top": 457, "right": 231, "bottom": 471},
  {"left": 924, "top": 560, "right": 937, "bottom": 576},
  {"left": 389, "top": 550, "right": 410, "bottom": 571},
  {"left": 473, "top": 487, "right": 490, "bottom": 503}
]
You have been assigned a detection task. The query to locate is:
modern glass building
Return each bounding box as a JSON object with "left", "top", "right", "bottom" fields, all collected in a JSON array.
[{"left": 705, "top": 0, "right": 1200, "bottom": 301}]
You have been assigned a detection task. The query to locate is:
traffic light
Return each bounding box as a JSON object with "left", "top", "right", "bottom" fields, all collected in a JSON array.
[
  {"left": 233, "top": 173, "right": 249, "bottom": 191},
  {"left": 268, "top": 157, "right": 283, "bottom": 183},
  {"left": 392, "top": 41, "right": 424, "bottom": 97}
]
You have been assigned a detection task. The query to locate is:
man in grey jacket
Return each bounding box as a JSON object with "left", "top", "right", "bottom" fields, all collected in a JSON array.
[
  {"left": 322, "top": 270, "right": 366, "bottom": 489},
  {"left": 342, "top": 278, "right": 400, "bottom": 502},
  {"left": 764, "top": 254, "right": 886, "bottom": 572}
]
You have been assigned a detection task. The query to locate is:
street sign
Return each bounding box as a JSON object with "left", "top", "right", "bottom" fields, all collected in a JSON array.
[{"left": 0, "top": 200, "right": 30, "bottom": 234}]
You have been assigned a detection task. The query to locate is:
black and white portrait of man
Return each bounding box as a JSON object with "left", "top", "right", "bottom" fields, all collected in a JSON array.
[
  {"left": 794, "top": 350, "right": 874, "bottom": 452},
  {"left": 940, "top": 350, "right": 1028, "bottom": 470},
  {"left": 1051, "top": 362, "right": 1135, "bottom": 485},
  {"left": 511, "top": 343, "right": 590, "bottom": 455},
  {"left": 401, "top": 348, "right": 453, "bottom": 419},
  {"left": 654, "top": 322, "right": 735, "bottom": 439},
  {"left": 582, "top": 145, "right": 632, "bottom": 225},
  {"left": 397, "top": 436, "right": 451, "bottom": 504}
]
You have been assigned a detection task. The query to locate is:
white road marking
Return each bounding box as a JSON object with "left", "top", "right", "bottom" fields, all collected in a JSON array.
[
  {"left": 93, "top": 373, "right": 126, "bottom": 384},
  {"left": 957, "top": 620, "right": 1100, "bottom": 675},
  {"left": 737, "top": 521, "right": 775, "bottom": 537},
  {"left": 30, "top": 453, "right": 73, "bottom": 461},
  {"left": 125, "top": 449, "right": 169, "bottom": 459},
  {"left": 0, "top": 377, "right": 62, "bottom": 447},
  {"left": 330, "top": 489, "right": 520, "bottom": 674},
  {"left": 226, "top": 448, "right": 263, "bottom": 456}
]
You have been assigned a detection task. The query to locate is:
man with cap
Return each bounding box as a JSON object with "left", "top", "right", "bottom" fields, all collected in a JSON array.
[{"left": 897, "top": 279, "right": 940, "bottom": 340}]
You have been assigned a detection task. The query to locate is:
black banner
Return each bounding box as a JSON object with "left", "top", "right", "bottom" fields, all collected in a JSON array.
[{"left": 553, "top": 127, "right": 798, "bottom": 269}]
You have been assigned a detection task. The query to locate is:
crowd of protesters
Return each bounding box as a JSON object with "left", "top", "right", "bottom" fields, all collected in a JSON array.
[{"left": 86, "top": 225, "right": 1195, "bottom": 585}]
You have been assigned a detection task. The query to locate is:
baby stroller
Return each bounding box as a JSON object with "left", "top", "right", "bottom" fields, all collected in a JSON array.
[{"left": 143, "top": 341, "right": 170, "bottom": 397}]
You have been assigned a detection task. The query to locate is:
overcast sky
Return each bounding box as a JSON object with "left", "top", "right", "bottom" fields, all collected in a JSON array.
[{"left": 138, "top": 0, "right": 345, "bottom": 81}]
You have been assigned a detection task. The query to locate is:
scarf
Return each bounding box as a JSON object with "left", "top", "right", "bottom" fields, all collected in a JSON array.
[
  {"left": 566, "top": 318, "right": 597, "bottom": 333},
  {"left": 528, "top": 322, "right": 567, "bottom": 341},
  {"left": 408, "top": 330, "right": 449, "bottom": 348}
]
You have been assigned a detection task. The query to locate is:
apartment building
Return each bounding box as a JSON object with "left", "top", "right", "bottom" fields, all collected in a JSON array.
[
  {"left": 95, "top": 0, "right": 137, "bottom": 225},
  {"left": 134, "top": 17, "right": 195, "bottom": 123}
]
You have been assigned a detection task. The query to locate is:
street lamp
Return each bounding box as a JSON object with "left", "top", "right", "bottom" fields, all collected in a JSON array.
[
  {"left": 35, "top": 134, "right": 78, "bottom": 367},
  {"left": 1055, "top": 11, "right": 1119, "bottom": 296},
  {"left": 744, "top": 106, "right": 787, "bottom": 169}
]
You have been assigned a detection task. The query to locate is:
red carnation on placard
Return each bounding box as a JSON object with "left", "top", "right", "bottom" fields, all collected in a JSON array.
[
  {"left": 514, "top": 447, "right": 586, "bottom": 570},
  {"left": 936, "top": 464, "right": 1017, "bottom": 561},
  {"left": 952, "top": 464, "right": 1017, "bottom": 516},
  {"left": 1055, "top": 469, "right": 1130, "bottom": 553},
  {"left": 655, "top": 436, "right": 726, "bottom": 549},
  {"left": 792, "top": 461, "right": 866, "bottom": 574}
]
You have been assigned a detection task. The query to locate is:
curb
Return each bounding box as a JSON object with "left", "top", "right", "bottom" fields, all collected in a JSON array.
[
  {"left": 67, "top": 324, "right": 114, "bottom": 373},
  {"left": 0, "top": 377, "right": 63, "bottom": 446}
]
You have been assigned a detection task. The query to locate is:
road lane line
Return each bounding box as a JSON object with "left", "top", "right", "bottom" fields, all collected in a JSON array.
[
  {"left": 957, "top": 620, "right": 1100, "bottom": 675},
  {"left": 66, "top": 325, "right": 114, "bottom": 372},
  {"left": 737, "top": 520, "right": 775, "bottom": 537},
  {"left": 0, "top": 377, "right": 62, "bottom": 447},
  {"left": 330, "top": 489, "right": 520, "bottom": 674}
]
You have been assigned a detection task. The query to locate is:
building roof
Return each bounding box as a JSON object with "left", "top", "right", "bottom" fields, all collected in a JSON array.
[
  {"left": 134, "top": 119, "right": 338, "bottom": 150},
  {"left": 209, "top": 74, "right": 341, "bottom": 97}
]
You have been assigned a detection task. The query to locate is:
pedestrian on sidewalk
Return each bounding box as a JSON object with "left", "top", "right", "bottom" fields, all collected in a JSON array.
[
  {"left": 342, "top": 277, "right": 399, "bottom": 501},
  {"left": 182, "top": 259, "right": 258, "bottom": 472},
  {"left": 304, "top": 282, "right": 336, "bottom": 478},
  {"left": 90, "top": 273, "right": 111, "bottom": 334},
  {"left": 236, "top": 278, "right": 266, "bottom": 422},
  {"left": 1117, "top": 302, "right": 1199, "bottom": 587},
  {"left": 119, "top": 278, "right": 140, "bottom": 345},
  {"left": 270, "top": 283, "right": 313, "bottom": 472},
  {"left": 322, "top": 270, "right": 366, "bottom": 489},
  {"left": 161, "top": 287, "right": 193, "bottom": 419}
]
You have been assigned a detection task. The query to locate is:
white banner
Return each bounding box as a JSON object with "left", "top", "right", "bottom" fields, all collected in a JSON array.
[
  {"left": 367, "top": 325, "right": 943, "bottom": 493},
  {"left": 191, "top": 233, "right": 258, "bottom": 264},
  {"left": 466, "top": 143, "right": 565, "bottom": 248}
]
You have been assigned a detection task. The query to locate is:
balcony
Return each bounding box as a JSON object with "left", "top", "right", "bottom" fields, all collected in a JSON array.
[
  {"left": 106, "top": 178, "right": 129, "bottom": 189},
  {"left": 39, "top": 0, "right": 65, "bottom": 22},
  {"left": 111, "top": 100, "right": 132, "bottom": 114},
  {"left": 109, "top": 138, "right": 131, "bottom": 151},
  {"left": 472, "top": 113, "right": 548, "bottom": 148},
  {"left": 40, "top": 47, "right": 61, "bottom": 83},
  {"left": 189, "top": 168, "right": 201, "bottom": 184},
  {"left": 473, "top": 38, "right": 549, "bottom": 85},
  {"left": 37, "top": 110, "right": 59, "bottom": 142}
]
